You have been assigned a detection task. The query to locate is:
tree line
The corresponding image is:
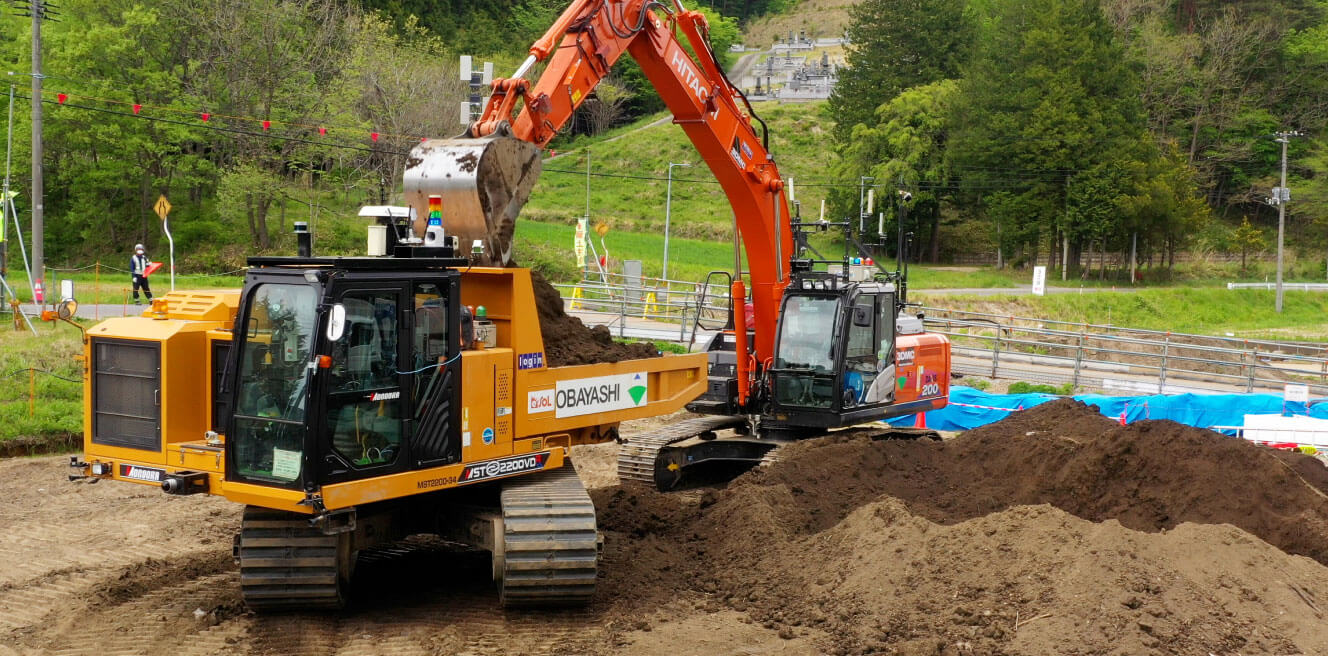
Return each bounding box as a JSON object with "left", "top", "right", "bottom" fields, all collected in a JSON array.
[
  {"left": 0, "top": 0, "right": 745, "bottom": 268},
  {"left": 827, "top": 0, "right": 1328, "bottom": 276}
]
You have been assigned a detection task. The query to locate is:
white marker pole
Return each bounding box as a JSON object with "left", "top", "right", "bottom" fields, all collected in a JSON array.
[{"left": 163, "top": 216, "right": 175, "bottom": 291}]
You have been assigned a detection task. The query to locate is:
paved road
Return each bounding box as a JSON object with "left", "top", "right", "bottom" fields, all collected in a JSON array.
[{"left": 914, "top": 285, "right": 1141, "bottom": 296}]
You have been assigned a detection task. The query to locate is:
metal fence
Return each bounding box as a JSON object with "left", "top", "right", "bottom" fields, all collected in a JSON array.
[
  {"left": 553, "top": 273, "right": 733, "bottom": 343},
  {"left": 921, "top": 306, "right": 1328, "bottom": 396},
  {"left": 550, "top": 279, "right": 1328, "bottom": 397}
]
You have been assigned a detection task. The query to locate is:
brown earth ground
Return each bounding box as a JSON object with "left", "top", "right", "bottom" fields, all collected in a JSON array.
[{"left": 3, "top": 401, "right": 1328, "bottom": 655}]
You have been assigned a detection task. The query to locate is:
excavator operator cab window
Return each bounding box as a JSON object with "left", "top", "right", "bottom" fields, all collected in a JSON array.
[
  {"left": 773, "top": 294, "right": 839, "bottom": 408},
  {"left": 325, "top": 288, "right": 404, "bottom": 469},
  {"left": 230, "top": 282, "right": 320, "bottom": 486}
]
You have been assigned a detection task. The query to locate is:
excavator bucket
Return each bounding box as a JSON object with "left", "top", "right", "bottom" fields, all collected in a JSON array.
[{"left": 403, "top": 135, "right": 542, "bottom": 267}]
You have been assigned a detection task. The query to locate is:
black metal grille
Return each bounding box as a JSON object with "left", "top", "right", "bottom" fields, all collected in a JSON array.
[
  {"left": 91, "top": 339, "right": 161, "bottom": 451},
  {"left": 413, "top": 366, "right": 456, "bottom": 465},
  {"left": 211, "top": 341, "right": 232, "bottom": 434}
]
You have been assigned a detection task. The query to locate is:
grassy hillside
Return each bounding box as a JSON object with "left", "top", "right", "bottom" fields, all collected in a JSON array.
[
  {"left": 523, "top": 102, "right": 837, "bottom": 240},
  {"left": 741, "top": 0, "right": 856, "bottom": 46}
]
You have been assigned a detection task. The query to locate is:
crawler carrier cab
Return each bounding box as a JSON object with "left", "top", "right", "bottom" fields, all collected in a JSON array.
[{"left": 73, "top": 250, "right": 706, "bottom": 609}]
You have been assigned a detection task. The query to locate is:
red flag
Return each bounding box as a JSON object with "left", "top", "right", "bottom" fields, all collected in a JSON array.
[
  {"left": 318, "top": 126, "right": 327, "bottom": 136},
  {"left": 261, "top": 120, "right": 271, "bottom": 131},
  {"left": 370, "top": 132, "right": 379, "bottom": 142},
  {"left": 200, "top": 112, "right": 210, "bottom": 122},
  {"left": 56, "top": 93, "right": 67, "bottom": 104},
  {"left": 132, "top": 104, "right": 142, "bottom": 115}
]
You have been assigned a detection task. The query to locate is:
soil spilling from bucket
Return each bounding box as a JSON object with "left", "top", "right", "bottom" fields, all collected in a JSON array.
[
  {"left": 530, "top": 270, "right": 659, "bottom": 367},
  {"left": 591, "top": 400, "right": 1328, "bottom": 654}
]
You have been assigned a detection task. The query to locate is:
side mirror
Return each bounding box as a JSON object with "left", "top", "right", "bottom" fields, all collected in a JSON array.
[
  {"left": 57, "top": 299, "right": 78, "bottom": 321},
  {"left": 852, "top": 305, "right": 872, "bottom": 327},
  {"left": 326, "top": 304, "right": 347, "bottom": 342}
]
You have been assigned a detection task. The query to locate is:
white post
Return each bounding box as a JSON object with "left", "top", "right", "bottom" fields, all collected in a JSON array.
[
  {"left": 663, "top": 162, "right": 689, "bottom": 281},
  {"left": 163, "top": 216, "right": 175, "bottom": 291}
]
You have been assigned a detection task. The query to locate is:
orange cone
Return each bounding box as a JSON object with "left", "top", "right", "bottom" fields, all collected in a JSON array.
[
  {"left": 915, "top": 412, "right": 927, "bottom": 429},
  {"left": 1119, "top": 411, "right": 1127, "bottom": 426}
]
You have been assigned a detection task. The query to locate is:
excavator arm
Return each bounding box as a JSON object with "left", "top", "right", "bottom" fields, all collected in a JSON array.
[{"left": 468, "top": 0, "right": 793, "bottom": 405}]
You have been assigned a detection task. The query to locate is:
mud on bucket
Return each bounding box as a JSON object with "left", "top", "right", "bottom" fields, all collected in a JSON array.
[{"left": 403, "top": 134, "right": 542, "bottom": 267}]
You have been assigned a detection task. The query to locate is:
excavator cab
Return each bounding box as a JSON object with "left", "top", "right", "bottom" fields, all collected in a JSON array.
[
  {"left": 769, "top": 275, "right": 899, "bottom": 430},
  {"left": 225, "top": 258, "right": 464, "bottom": 494}
]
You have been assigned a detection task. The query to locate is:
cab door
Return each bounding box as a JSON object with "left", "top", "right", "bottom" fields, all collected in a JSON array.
[{"left": 318, "top": 283, "right": 410, "bottom": 481}]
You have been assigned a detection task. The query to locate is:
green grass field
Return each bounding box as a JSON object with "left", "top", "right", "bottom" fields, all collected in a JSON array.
[
  {"left": 923, "top": 288, "right": 1328, "bottom": 340},
  {"left": 0, "top": 324, "right": 84, "bottom": 453}
]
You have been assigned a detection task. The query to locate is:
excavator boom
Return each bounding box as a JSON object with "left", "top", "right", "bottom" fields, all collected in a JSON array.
[{"left": 412, "top": 0, "right": 794, "bottom": 404}]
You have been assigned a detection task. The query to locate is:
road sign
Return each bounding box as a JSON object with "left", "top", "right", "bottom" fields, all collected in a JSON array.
[
  {"left": 595, "top": 222, "right": 609, "bottom": 238},
  {"left": 154, "top": 195, "right": 172, "bottom": 221},
  {"left": 1031, "top": 266, "right": 1047, "bottom": 296},
  {"left": 154, "top": 195, "right": 176, "bottom": 291}
]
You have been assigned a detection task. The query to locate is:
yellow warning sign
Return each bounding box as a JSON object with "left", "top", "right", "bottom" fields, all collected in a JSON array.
[{"left": 153, "top": 195, "right": 172, "bottom": 222}]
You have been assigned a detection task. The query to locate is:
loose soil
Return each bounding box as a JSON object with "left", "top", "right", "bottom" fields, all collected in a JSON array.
[
  {"left": 530, "top": 270, "right": 658, "bottom": 367},
  {"left": 4, "top": 401, "right": 1328, "bottom": 655}
]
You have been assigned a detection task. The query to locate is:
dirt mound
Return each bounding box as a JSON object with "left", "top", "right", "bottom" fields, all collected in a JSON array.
[
  {"left": 530, "top": 271, "right": 658, "bottom": 367},
  {"left": 729, "top": 399, "right": 1328, "bottom": 563},
  {"left": 591, "top": 403, "right": 1328, "bottom": 654}
]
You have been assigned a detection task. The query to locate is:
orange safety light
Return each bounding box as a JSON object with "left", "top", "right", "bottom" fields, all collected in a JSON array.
[{"left": 318, "top": 355, "right": 333, "bottom": 369}]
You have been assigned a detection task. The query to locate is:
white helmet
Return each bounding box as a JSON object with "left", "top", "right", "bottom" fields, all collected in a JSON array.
[{"left": 134, "top": 243, "right": 145, "bottom": 252}]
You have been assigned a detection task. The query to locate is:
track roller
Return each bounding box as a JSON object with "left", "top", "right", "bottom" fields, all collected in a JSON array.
[
  {"left": 497, "top": 465, "right": 598, "bottom": 607},
  {"left": 236, "top": 505, "right": 353, "bottom": 611}
]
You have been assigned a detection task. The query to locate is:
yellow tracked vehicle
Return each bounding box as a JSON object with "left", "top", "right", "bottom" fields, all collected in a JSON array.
[{"left": 73, "top": 260, "right": 704, "bottom": 609}]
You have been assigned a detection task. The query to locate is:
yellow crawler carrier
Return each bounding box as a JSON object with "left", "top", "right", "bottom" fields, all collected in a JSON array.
[{"left": 73, "top": 259, "right": 704, "bottom": 609}]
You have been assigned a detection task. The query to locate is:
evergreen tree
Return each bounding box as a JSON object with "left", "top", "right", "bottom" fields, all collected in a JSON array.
[
  {"left": 947, "top": 0, "right": 1149, "bottom": 268},
  {"left": 827, "top": 0, "right": 972, "bottom": 143}
]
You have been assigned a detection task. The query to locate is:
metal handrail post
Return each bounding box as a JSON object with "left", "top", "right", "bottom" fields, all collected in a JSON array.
[
  {"left": 1155, "top": 333, "right": 1169, "bottom": 391},
  {"left": 991, "top": 326, "right": 1002, "bottom": 378},
  {"left": 1072, "top": 331, "right": 1085, "bottom": 388},
  {"left": 1248, "top": 348, "right": 1258, "bottom": 392}
]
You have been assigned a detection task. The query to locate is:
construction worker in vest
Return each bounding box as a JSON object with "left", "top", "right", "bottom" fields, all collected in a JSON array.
[{"left": 130, "top": 243, "right": 153, "bottom": 304}]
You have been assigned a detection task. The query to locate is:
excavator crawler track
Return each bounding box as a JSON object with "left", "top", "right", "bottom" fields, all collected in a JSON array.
[
  {"left": 236, "top": 505, "right": 351, "bottom": 611},
  {"left": 498, "top": 464, "right": 598, "bottom": 607},
  {"left": 616, "top": 415, "right": 749, "bottom": 485}
]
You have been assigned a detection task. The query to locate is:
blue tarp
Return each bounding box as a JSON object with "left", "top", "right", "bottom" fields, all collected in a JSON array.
[{"left": 886, "top": 386, "right": 1325, "bottom": 432}]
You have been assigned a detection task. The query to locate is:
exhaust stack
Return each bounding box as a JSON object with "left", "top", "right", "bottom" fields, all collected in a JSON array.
[{"left": 294, "top": 221, "right": 312, "bottom": 258}]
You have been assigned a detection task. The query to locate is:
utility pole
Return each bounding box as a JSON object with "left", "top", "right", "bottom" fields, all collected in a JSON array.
[
  {"left": 1271, "top": 130, "right": 1303, "bottom": 314},
  {"left": 25, "top": 1, "right": 46, "bottom": 305},
  {"left": 662, "top": 162, "right": 689, "bottom": 281},
  {"left": 3, "top": 85, "right": 13, "bottom": 310},
  {"left": 857, "top": 176, "right": 873, "bottom": 234}
]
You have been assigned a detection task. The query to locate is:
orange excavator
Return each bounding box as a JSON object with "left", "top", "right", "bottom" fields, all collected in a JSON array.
[
  {"left": 420, "top": 0, "right": 952, "bottom": 487},
  {"left": 72, "top": 0, "right": 950, "bottom": 612}
]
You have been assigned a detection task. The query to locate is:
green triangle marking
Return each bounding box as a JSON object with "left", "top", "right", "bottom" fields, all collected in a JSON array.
[{"left": 628, "top": 385, "right": 647, "bottom": 405}]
